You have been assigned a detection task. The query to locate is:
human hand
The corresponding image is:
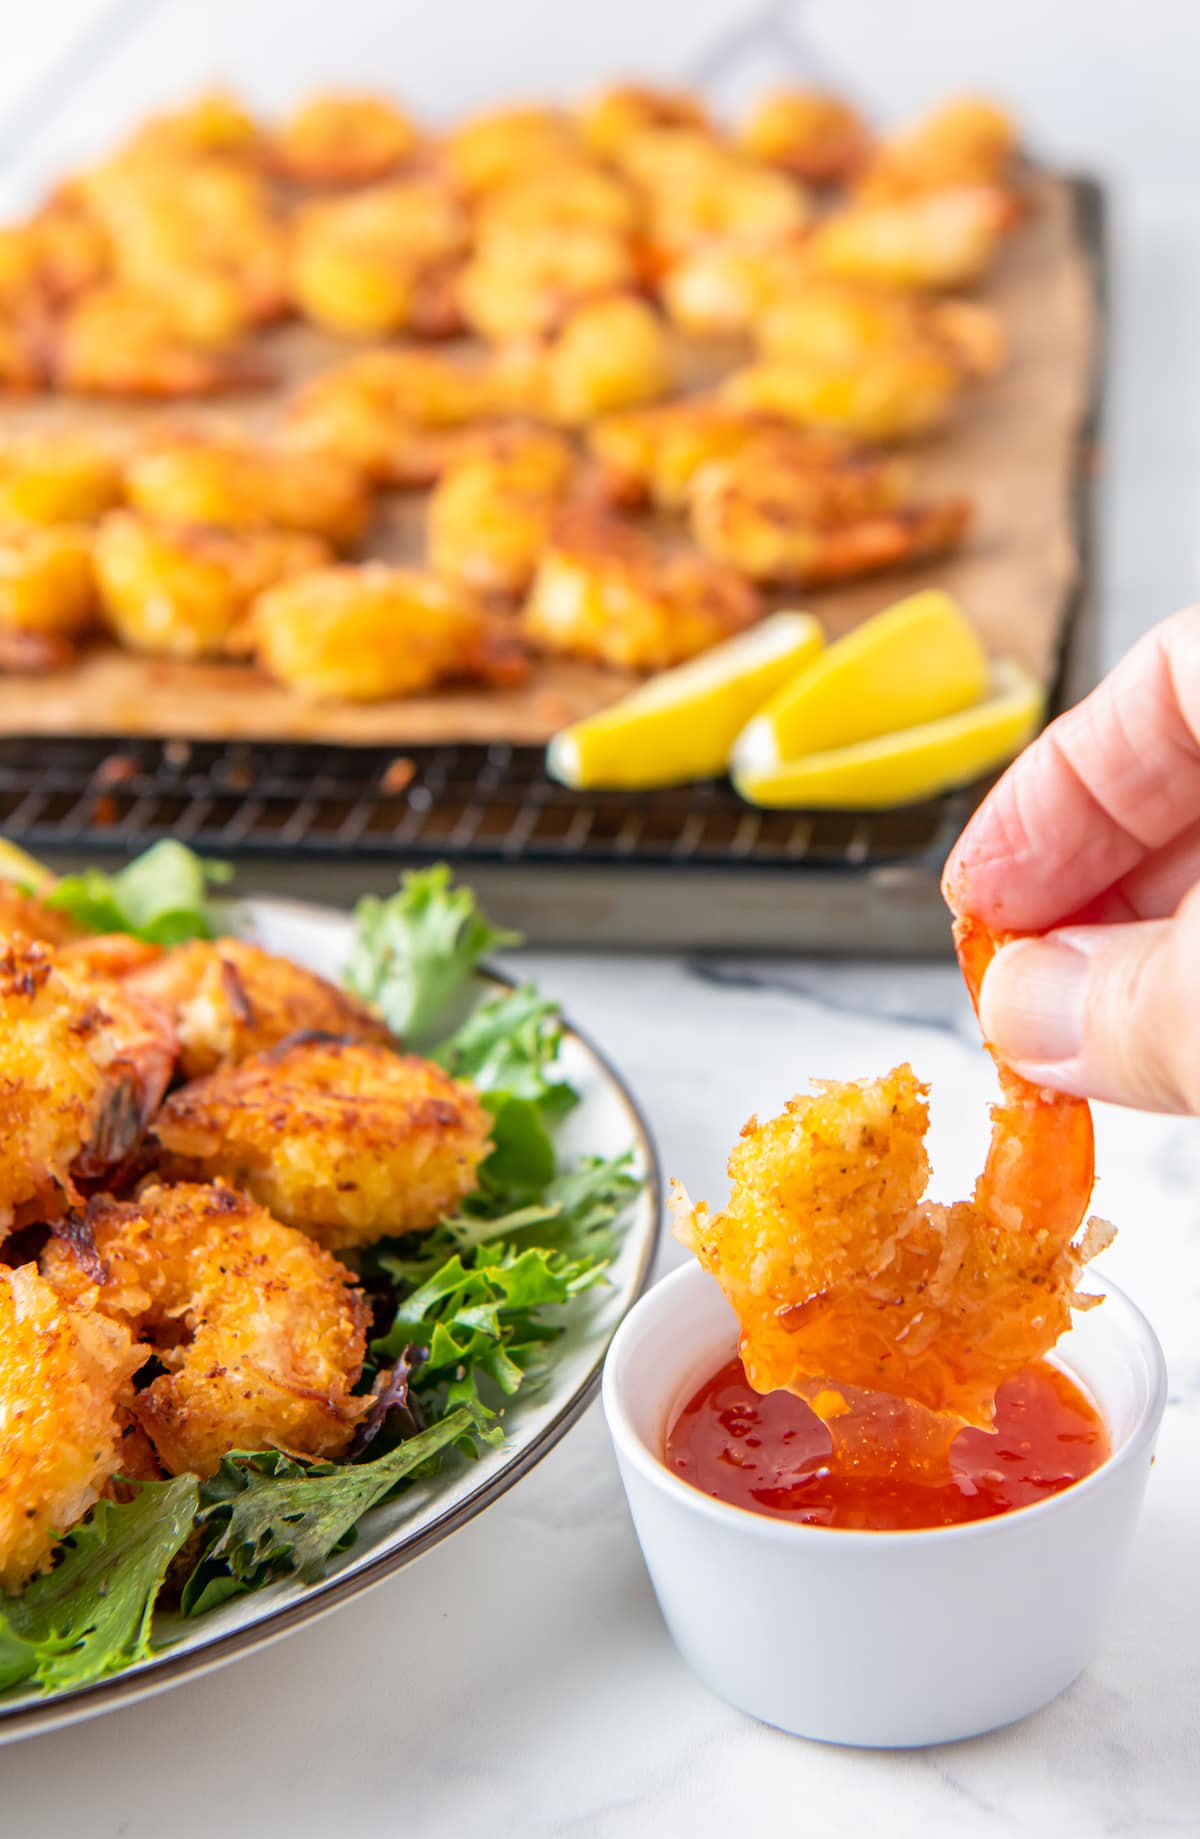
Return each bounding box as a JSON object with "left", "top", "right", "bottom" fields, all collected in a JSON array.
[{"left": 943, "top": 605, "right": 1200, "bottom": 1113}]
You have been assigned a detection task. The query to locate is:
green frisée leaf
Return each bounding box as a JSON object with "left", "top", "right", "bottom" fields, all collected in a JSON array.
[
  {"left": 46, "top": 841, "right": 232, "bottom": 944},
  {"left": 181, "top": 1407, "right": 480, "bottom": 1614},
  {"left": 0, "top": 1476, "right": 199, "bottom": 1693},
  {"left": 434, "top": 984, "right": 577, "bottom": 1116},
  {"left": 345, "top": 864, "right": 520, "bottom": 1044}
]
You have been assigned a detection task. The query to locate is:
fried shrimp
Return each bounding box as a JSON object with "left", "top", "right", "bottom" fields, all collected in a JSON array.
[
  {"left": 0, "top": 883, "right": 82, "bottom": 946},
  {"left": 272, "top": 90, "right": 422, "bottom": 187},
  {"left": 737, "top": 89, "right": 870, "bottom": 185},
  {"left": 856, "top": 96, "right": 1017, "bottom": 203},
  {"left": 637, "top": 147, "right": 812, "bottom": 263},
  {"left": 536, "top": 295, "right": 673, "bottom": 425},
  {"left": 757, "top": 281, "right": 1006, "bottom": 380},
  {"left": 589, "top": 400, "right": 845, "bottom": 510},
  {"left": 0, "top": 431, "right": 124, "bottom": 529},
  {"left": 94, "top": 513, "right": 330, "bottom": 659},
  {"left": 126, "top": 435, "right": 369, "bottom": 548},
  {"left": 125, "top": 936, "right": 390, "bottom": 1079},
  {"left": 577, "top": 83, "right": 709, "bottom": 157},
  {"left": 283, "top": 347, "right": 496, "bottom": 485},
  {"left": 291, "top": 179, "right": 469, "bottom": 338},
  {"left": 0, "top": 1262, "right": 141, "bottom": 1587},
  {"left": 251, "top": 562, "right": 524, "bottom": 702},
  {"left": 0, "top": 939, "right": 176, "bottom": 1231},
  {"left": 440, "top": 106, "right": 582, "bottom": 198},
  {"left": 476, "top": 164, "right": 639, "bottom": 241},
  {"left": 672, "top": 922, "right": 1107, "bottom": 1441},
  {"left": 155, "top": 1040, "right": 492, "bottom": 1251},
  {"left": 428, "top": 429, "right": 575, "bottom": 596},
  {"left": 460, "top": 222, "right": 636, "bottom": 344},
  {"left": 54, "top": 284, "right": 259, "bottom": 397},
  {"left": 41, "top": 1182, "right": 368, "bottom": 1476},
  {"left": 811, "top": 187, "right": 1012, "bottom": 292},
  {"left": 523, "top": 508, "right": 759, "bottom": 672},
  {"left": 660, "top": 234, "right": 813, "bottom": 338},
  {"left": 0, "top": 526, "right": 97, "bottom": 667},
  {"left": 690, "top": 437, "right": 970, "bottom": 585},
  {"left": 722, "top": 344, "right": 963, "bottom": 442}
]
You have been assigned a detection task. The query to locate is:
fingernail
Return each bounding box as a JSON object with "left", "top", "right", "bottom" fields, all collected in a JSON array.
[{"left": 979, "top": 937, "right": 1090, "bottom": 1064}]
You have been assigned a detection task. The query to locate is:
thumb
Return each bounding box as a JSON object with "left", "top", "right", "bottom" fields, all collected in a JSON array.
[{"left": 978, "top": 887, "right": 1200, "bottom": 1114}]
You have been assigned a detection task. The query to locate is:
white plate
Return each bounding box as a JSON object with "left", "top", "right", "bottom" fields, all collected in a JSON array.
[{"left": 0, "top": 896, "right": 661, "bottom": 1744}]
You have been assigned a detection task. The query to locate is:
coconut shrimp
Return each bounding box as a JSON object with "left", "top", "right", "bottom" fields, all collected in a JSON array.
[
  {"left": 589, "top": 399, "right": 848, "bottom": 510},
  {"left": 125, "top": 936, "right": 390, "bottom": 1079},
  {"left": 737, "top": 89, "right": 870, "bottom": 186},
  {"left": 440, "top": 105, "right": 582, "bottom": 198},
  {"left": 271, "top": 90, "right": 422, "bottom": 187},
  {"left": 758, "top": 281, "right": 1006, "bottom": 380},
  {"left": 637, "top": 145, "right": 812, "bottom": 265},
  {"left": 54, "top": 284, "right": 260, "bottom": 397},
  {"left": 660, "top": 234, "right": 813, "bottom": 338},
  {"left": 523, "top": 508, "right": 759, "bottom": 672},
  {"left": 122, "top": 88, "right": 262, "bottom": 166},
  {"left": 283, "top": 347, "right": 497, "bottom": 485},
  {"left": 290, "top": 178, "right": 469, "bottom": 339},
  {"left": 811, "top": 187, "right": 1012, "bottom": 292},
  {"left": 577, "top": 83, "right": 710, "bottom": 158},
  {"left": 428, "top": 429, "right": 575, "bottom": 596},
  {"left": 0, "top": 525, "right": 96, "bottom": 654},
  {"left": 857, "top": 96, "right": 1017, "bottom": 203},
  {"left": 690, "top": 436, "right": 971, "bottom": 585},
  {"left": 722, "top": 342, "right": 964, "bottom": 443},
  {"left": 0, "top": 939, "right": 176, "bottom": 1232},
  {"left": 459, "top": 222, "right": 636, "bottom": 344},
  {"left": 94, "top": 513, "right": 330, "bottom": 660},
  {"left": 251, "top": 562, "right": 526, "bottom": 702},
  {"left": 672, "top": 921, "right": 1106, "bottom": 1444},
  {"left": 0, "top": 1262, "right": 141, "bottom": 1587},
  {"left": 154, "top": 1039, "right": 492, "bottom": 1252},
  {"left": 41, "top": 1182, "right": 368, "bottom": 1476},
  {"left": 477, "top": 163, "right": 640, "bottom": 242},
  {"left": 530, "top": 294, "right": 673, "bottom": 426},
  {"left": 126, "top": 435, "right": 369, "bottom": 548},
  {"left": 0, "top": 431, "right": 124, "bottom": 530}
]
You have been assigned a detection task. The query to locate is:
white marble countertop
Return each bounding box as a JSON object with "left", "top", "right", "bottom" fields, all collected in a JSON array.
[{"left": 3, "top": 947, "right": 1197, "bottom": 1837}]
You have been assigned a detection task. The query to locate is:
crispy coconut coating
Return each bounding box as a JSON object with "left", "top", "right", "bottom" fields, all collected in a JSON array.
[
  {"left": 42, "top": 1182, "right": 368, "bottom": 1477},
  {"left": 0, "top": 1262, "right": 141, "bottom": 1588},
  {"left": 0, "top": 940, "right": 175, "bottom": 1233},
  {"left": 126, "top": 436, "right": 369, "bottom": 549},
  {"left": 155, "top": 1037, "right": 491, "bottom": 1252},
  {"left": 126, "top": 937, "right": 391, "bottom": 1079}
]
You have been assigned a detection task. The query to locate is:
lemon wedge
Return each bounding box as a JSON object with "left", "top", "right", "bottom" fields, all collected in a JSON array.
[
  {"left": 0, "top": 837, "right": 53, "bottom": 891},
  {"left": 732, "top": 589, "right": 988, "bottom": 776},
  {"left": 734, "top": 658, "right": 1044, "bottom": 809},
  {"left": 547, "top": 611, "right": 824, "bottom": 790}
]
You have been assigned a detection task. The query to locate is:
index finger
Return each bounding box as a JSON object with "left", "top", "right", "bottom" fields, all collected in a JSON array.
[{"left": 942, "top": 605, "right": 1200, "bottom": 930}]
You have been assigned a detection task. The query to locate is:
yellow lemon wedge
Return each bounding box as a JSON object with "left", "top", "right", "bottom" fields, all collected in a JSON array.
[
  {"left": 0, "top": 836, "right": 53, "bottom": 891},
  {"left": 733, "top": 658, "right": 1044, "bottom": 809},
  {"left": 732, "top": 588, "right": 988, "bottom": 776},
  {"left": 546, "top": 611, "right": 824, "bottom": 790}
]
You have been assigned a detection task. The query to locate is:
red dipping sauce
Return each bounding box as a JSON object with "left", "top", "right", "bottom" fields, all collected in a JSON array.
[{"left": 665, "top": 1357, "right": 1109, "bottom": 1531}]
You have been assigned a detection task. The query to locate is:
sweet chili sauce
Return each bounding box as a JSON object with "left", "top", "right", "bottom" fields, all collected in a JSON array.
[{"left": 665, "top": 1357, "right": 1109, "bottom": 1531}]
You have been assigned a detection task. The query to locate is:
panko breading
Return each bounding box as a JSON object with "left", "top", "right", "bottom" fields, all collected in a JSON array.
[
  {"left": 811, "top": 187, "right": 1012, "bottom": 291},
  {"left": 283, "top": 347, "right": 496, "bottom": 485},
  {"left": 459, "top": 223, "right": 636, "bottom": 344},
  {"left": 660, "top": 234, "right": 813, "bottom": 338},
  {"left": 126, "top": 936, "right": 391, "bottom": 1079},
  {"left": 0, "top": 431, "right": 124, "bottom": 529},
  {"left": 126, "top": 435, "right": 369, "bottom": 548},
  {"left": 0, "top": 1262, "right": 141, "bottom": 1588},
  {"left": 251, "top": 562, "right": 525, "bottom": 702},
  {"left": 54, "top": 284, "right": 259, "bottom": 397},
  {"left": 428, "top": 430, "right": 575, "bottom": 596},
  {"left": 538, "top": 295, "right": 673, "bottom": 426},
  {"left": 272, "top": 90, "right": 422, "bottom": 187},
  {"left": 0, "top": 940, "right": 175, "bottom": 1232},
  {"left": 646, "top": 155, "right": 811, "bottom": 261},
  {"left": 440, "top": 106, "right": 581, "bottom": 198},
  {"left": 42, "top": 1182, "right": 368, "bottom": 1476},
  {"left": 0, "top": 526, "right": 97, "bottom": 670},
  {"left": 672, "top": 923, "right": 1105, "bottom": 1435},
  {"left": 758, "top": 281, "right": 1006, "bottom": 380},
  {"left": 721, "top": 345, "right": 963, "bottom": 442},
  {"left": 590, "top": 400, "right": 848, "bottom": 510},
  {"left": 523, "top": 508, "right": 759, "bottom": 672},
  {"left": 154, "top": 1040, "right": 492, "bottom": 1251},
  {"left": 94, "top": 512, "right": 330, "bottom": 659},
  {"left": 291, "top": 179, "right": 469, "bottom": 338},
  {"left": 737, "top": 89, "right": 870, "bottom": 185}
]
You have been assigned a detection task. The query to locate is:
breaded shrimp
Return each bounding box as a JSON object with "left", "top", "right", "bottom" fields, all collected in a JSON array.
[
  {"left": 523, "top": 508, "right": 759, "bottom": 672},
  {"left": 54, "top": 284, "right": 259, "bottom": 397},
  {"left": 123, "top": 88, "right": 262, "bottom": 165},
  {"left": 126, "top": 435, "right": 369, "bottom": 548},
  {"left": 0, "top": 431, "right": 124, "bottom": 529},
  {"left": 155, "top": 1040, "right": 492, "bottom": 1251},
  {"left": 0, "top": 1262, "right": 141, "bottom": 1587},
  {"left": 690, "top": 437, "right": 970, "bottom": 585},
  {"left": 737, "top": 89, "right": 870, "bottom": 185},
  {"left": 722, "top": 344, "right": 963, "bottom": 442},
  {"left": 251, "top": 562, "right": 525, "bottom": 702},
  {"left": 476, "top": 164, "right": 639, "bottom": 240},
  {"left": 0, "top": 526, "right": 96, "bottom": 655},
  {"left": 857, "top": 96, "right": 1017, "bottom": 202},
  {"left": 42, "top": 1182, "right": 368, "bottom": 1476},
  {"left": 811, "top": 187, "right": 1012, "bottom": 291},
  {"left": 0, "top": 882, "right": 83, "bottom": 946},
  {"left": 125, "top": 936, "right": 390, "bottom": 1079},
  {"left": 640, "top": 149, "right": 812, "bottom": 262},
  {"left": 291, "top": 178, "right": 469, "bottom": 338},
  {"left": 27, "top": 191, "right": 111, "bottom": 301},
  {"left": 0, "top": 939, "right": 176, "bottom": 1232},
  {"left": 672, "top": 923, "right": 1106, "bottom": 1437},
  {"left": 440, "top": 106, "right": 581, "bottom": 198},
  {"left": 589, "top": 400, "right": 846, "bottom": 510},
  {"left": 660, "top": 234, "right": 813, "bottom": 338},
  {"left": 758, "top": 281, "right": 1006, "bottom": 380},
  {"left": 94, "top": 512, "right": 330, "bottom": 659},
  {"left": 534, "top": 294, "right": 673, "bottom": 425},
  {"left": 272, "top": 90, "right": 421, "bottom": 187},
  {"left": 283, "top": 347, "right": 496, "bottom": 485},
  {"left": 428, "top": 429, "right": 575, "bottom": 596},
  {"left": 577, "top": 83, "right": 709, "bottom": 157},
  {"left": 460, "top": 222, "right": 636, "bottom": 344}
]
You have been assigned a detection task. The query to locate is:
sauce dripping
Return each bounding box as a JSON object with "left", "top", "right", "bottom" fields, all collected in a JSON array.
[{"left": 664, "top": 1356, "right": 1109, "bottom": 1531}]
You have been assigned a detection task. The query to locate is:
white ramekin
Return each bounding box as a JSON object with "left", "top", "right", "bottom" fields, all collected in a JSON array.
[{"left": 602, "top": 1260, "right": 1166, "bottom": 1748}]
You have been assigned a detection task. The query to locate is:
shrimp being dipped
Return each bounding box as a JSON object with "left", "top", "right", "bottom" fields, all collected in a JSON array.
[
  {"left": 672, "top": 920, "right": 1107, "bottom": 1461},
  {"left": 42, "top": 1181, "right": 368, "bottom": 1476},
  {"left": 523, "top": 508, "right": 759, "bottom": 672},
  {"left": 0, "top": 1262, "right": 141, "bottom": 1587},
  {"left": 126, "top": 435, "right": 369, "bottom": 548},
  {"left": 271, "top": 90, "right": 422, "bottom": 187},
  {"left": 155, "top": 1040, "right": 492, "bottom": 1251}
]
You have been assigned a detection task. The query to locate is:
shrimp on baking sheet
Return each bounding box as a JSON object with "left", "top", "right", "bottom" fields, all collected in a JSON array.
[
  {"left": 0, "top": 525, "right": 97, "bottom": 671},
  {"left": 672, "top": 919, "right": 1107, "bottom": 1468},
  {"left": 282, "top": 347, "right": 497, "bottom": 485},
  {"left": 856, "top": 97, "right": 1017, "bottom": 204},
  {"left": 439, "top": 106, "right": 583, "bottom": 198},
  {"left": 810, "top": 187, "right": 1013, "bottom": 292},
  {"left": 428, "top": 428, "right": 576, "bottom": 597},
  {"left": 577, "top": 84, "right": 710, "bottom": 158},
  {"left": 736, "top": 89, "right": 870, "bottom": 186},
  {"left": 154, "top": 1038, "right": 492, "bottom": 1252},
  {"left": 588, "top": 400, "right": 848, "bottom": 511},
  {"left": 125, "top": 434, "right": 370, "bottom": 548},
  {"left": 0, "top": 939, "right": 176, "bottom": 1233},
  {"left": 0, "top": 431, "right": 124, "bottom": 531},
  {"left": 271, "top": 90, "right": 422, "bottom": 188},
  {"left": 53, "top": 284, "right": 262, "bottom": 398},
  {"left": 41, "top": 1181, "right": 369, "bottom": 1477},
  {"left": 459, "top": 222, "right": 637, "bottom": 344},
  {"left": 514, "top": 294, "right": 674, "bottom": 427},
  {"left": 721, "top": 343, "right": 964, "bottom": 443},
  {"left": 290, "top": 178, "right": 469, "bottom": 339},
  {"left": 757, "top": 281, "right": 1006, "bottom": 381},
  {"left": 660, "top": 234, "right": 814, "bottom": 339},
  {"left": 0, "top": 1262, "right": 141, "bottom": 1588}
]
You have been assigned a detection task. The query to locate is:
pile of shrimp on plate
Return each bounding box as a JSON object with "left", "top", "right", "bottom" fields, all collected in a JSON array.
[
  {"left": 0, "top": 880, "right": 493, "bottom": 1592},
  {"left": 0, "top": 84, "right": 1024, "bottom": 696},
  {"left": 672, "top": 917, "right": 1113, "bottom": 1474}
]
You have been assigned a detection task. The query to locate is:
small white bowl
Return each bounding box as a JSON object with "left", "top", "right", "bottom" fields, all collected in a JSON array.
[{"left": 602, "top": 1261, "right": 1166, "bottom": 1748}]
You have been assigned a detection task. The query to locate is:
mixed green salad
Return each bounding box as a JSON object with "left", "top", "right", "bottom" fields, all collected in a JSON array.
[{"left": 0, "top": 845, "right": 643, "bottom": 1701}]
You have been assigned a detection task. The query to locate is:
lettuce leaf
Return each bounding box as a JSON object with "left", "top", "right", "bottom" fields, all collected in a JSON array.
[
  {"left": 46, "top": 841, "right": 231, "bottom": 944},
  {"left": 345, "top": 865, "right": 519, "bottom": 1045}
]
